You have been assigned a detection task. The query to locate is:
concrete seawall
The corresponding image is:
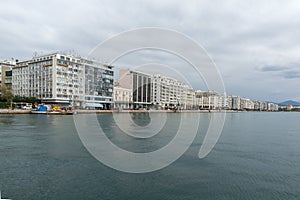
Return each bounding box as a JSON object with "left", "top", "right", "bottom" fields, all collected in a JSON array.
[{"left": 0, "top": 109, "right": 31, "bottom": 114}]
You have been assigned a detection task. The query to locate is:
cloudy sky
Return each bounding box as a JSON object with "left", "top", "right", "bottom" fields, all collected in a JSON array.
[{"left": 1, "top": 0, "right": 300, "bottom": 102}]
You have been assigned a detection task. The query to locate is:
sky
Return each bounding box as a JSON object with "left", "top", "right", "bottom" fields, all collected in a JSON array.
[{"left": 0, "top": 0, "right": 300, "bottom": 102}]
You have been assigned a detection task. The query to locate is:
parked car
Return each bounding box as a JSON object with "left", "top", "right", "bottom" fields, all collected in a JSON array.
[{"left": 22, "top": 106, "right": 31, "bottom": 110}]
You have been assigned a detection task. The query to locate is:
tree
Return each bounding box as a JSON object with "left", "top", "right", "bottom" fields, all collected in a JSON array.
[
  {"left": 0, "top": 86, "right": 14, "bottom": 109},
  {"left": 13, "top": 96, "right": 37, "bottom": 104}
]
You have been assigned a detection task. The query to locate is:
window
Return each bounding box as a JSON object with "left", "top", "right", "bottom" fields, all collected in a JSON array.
[{"left": 5, "top": 71, "right": 12, "bottom": 76}]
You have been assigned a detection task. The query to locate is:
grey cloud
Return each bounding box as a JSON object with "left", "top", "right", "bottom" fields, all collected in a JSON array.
[
  {"left": 281, "top": 71, "right": 300, "bottom": 79},
  {"left": 259, "top": 65, "right": 289, "bottom": 72},
  {"left": 257, "top": 63, "right": 300, "bottom": 79}
]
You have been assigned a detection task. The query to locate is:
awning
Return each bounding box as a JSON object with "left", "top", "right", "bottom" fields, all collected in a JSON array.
[{"left": 85, "top": 103, "right": 103, "bottom": 108}]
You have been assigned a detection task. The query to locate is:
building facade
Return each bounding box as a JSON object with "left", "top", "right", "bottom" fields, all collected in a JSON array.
[
  {"left": 228, "top": 95, "right": 241, "bottom": 110},
  {"left": 240, "top": 98, "right": 254, "bottom": 110},
  {"left": 195, "top": 90, "right": 223, "bottom": 110},
  {"left": 151, "top": 74, "right": 191, "bottom": 109},
  {"left": 1, "top": 61, "right": 15, "bottom": 95},
  {"left": 12, "top": 53, "right": 113, "bottom": 109},
  {"left": 119, "top": 70, "right": 195, "bottom": 110},
  {"left": 84, "top": 60, "right": 114, "bottom": 109},
  {"left": 113, "top": 84, "right": 133, "bottom": 109},
  {"left": 119, "top": 69, "right": 152, "bottom": 109}
]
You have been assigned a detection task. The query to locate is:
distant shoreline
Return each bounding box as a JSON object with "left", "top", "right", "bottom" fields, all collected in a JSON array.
[{"left": 0, "top": 109, "right": 293, "bottom": 115}]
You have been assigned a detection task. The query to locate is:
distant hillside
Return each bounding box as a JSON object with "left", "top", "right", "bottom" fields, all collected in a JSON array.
[{"left": 278, "top": 100, "right": 300, "bottom": 106}]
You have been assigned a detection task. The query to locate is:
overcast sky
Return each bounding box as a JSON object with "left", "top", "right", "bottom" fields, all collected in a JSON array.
[{"left": 1, "top": 0, "right": 300, "bottom": 102}]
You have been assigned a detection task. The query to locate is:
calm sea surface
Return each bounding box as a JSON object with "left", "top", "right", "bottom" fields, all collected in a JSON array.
[{"left": 0, "top": 112, "right": 299, "bottom": 200}]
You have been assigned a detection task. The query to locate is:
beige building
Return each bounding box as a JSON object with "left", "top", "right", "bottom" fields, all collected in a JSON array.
[
  {"left": 0, "top": 61, "right": 15, "bottom": 96},
  {"left": 113, "top": 85, "right": 133, "bottom": 109}
]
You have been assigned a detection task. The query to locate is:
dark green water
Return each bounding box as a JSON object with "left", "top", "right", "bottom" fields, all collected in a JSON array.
[{"left": 0, "top": 112, "right": 299, "bottom": 200}]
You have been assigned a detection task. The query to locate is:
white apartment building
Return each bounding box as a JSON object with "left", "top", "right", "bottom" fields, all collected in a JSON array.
[
  {"left": 228, "top": 95, "right": 241, "bottom": 110},
  {"left": 12, "top": 53, "right": 114, "bottom": 109},
  {"left": 240, "top": 98, "right": 254, "bottom": 110},
  {"left": 267, "top": 102, "right": 278, "bottom": 111},
  {"left": 195, "top": 90, "right": 223, "bottom": 110},
  {"left": 184, "top": 88, "right": 196, "bottom": 109},
  {"left": 151, "top": 74, "right": 191, "bottom": 109},
  {"left": 12, "top": 61, "right": 31, "bottom": 98}
]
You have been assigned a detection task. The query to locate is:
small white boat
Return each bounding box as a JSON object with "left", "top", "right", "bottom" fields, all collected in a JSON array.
[{"left": 31, "top": 110, "right": 47, "bottom": 114}]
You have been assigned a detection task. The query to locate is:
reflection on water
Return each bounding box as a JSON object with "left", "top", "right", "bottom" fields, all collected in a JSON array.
[
  {"left": 130, "top": 112, "right": 151, "bottom": 126},
  {"left": 97, "top": 113, "right": 182, "bottom": 153}
]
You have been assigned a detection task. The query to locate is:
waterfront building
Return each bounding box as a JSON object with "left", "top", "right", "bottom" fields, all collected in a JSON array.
[
  {"left": 226, "top": 95, "right": 233, "bottom": 110},
  {"left": 253, "top": 100, "right": 262, "bottom": 111},
  {"left": 119, "top": 69, "right": 152, "bottom": 109},
  {"left": 195, "top": 90, "right": 222, "bottom": 110},
  {"left": 1, "top": 61, "right": 15, "bottom": 95},
  {"left": 185, "top": 88, "right": 196, "bottom": 110},
  {"left": 12, "top": 61, "right": 30, "bottom": 98},
  {"left": 83, "top": 59, "right": 114, "bottom": 109},
  {"left": 113, "top": 84, "right": 133, "bottom": 109},
  {"left": 12, "top": 53, "right": 114, "bottom": 109},
  {"left": 119, "top": 70, "right": 195, "bottom": 110},
  {"left": 226, "top": 95, "right": 241, "bottom": 110},
  {"left": 267, "top": 102, "right": 278, "bottom": 111},
  {"left": 240, "top": 98, "right": 254, "bottom": 110},
  {"left": 286, "top": 104, "right": 293, "bottom": 111},
  {"left": 151, "top": 74, "right": 191, "bottom": 109},
  {"left": 260, "top": 101, "right": 268, "bottom": 111}
]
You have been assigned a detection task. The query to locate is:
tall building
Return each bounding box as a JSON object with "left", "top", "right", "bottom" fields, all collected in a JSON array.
[
  {"left": 228, "top": 95, "right": 241, "bottom": 110},
  {"left": 253, "top": 100, "right": 261, "bottom": 111},
  {"left": 195, "top": 90, "right": 222, "bottom": 109},
  {"left": 184, "top": 88, "right": 195, "bottom": 109},
  {"left": 119, "top": 69, "right": 195, "bottom": 109},
  {"left": 12, "top": 53, "right": 114, "bottom": 109},
  {"left": 12, "top": 61, "right": 30, "bottom": 98},
  {"left": 267, "top": 102, "right": 278, "bottom": 111},
  {"left": 240, "top": 98, "right": 254, "bottom": 110},
  {"left": 83, "top": 59, "right": 114, "bottom": 109},
  {"left": 151, "top": 74, "right": 190, "bottom": 109},
  {"left": 119, "top": 69, "right": 152, "bottom": 108}
]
